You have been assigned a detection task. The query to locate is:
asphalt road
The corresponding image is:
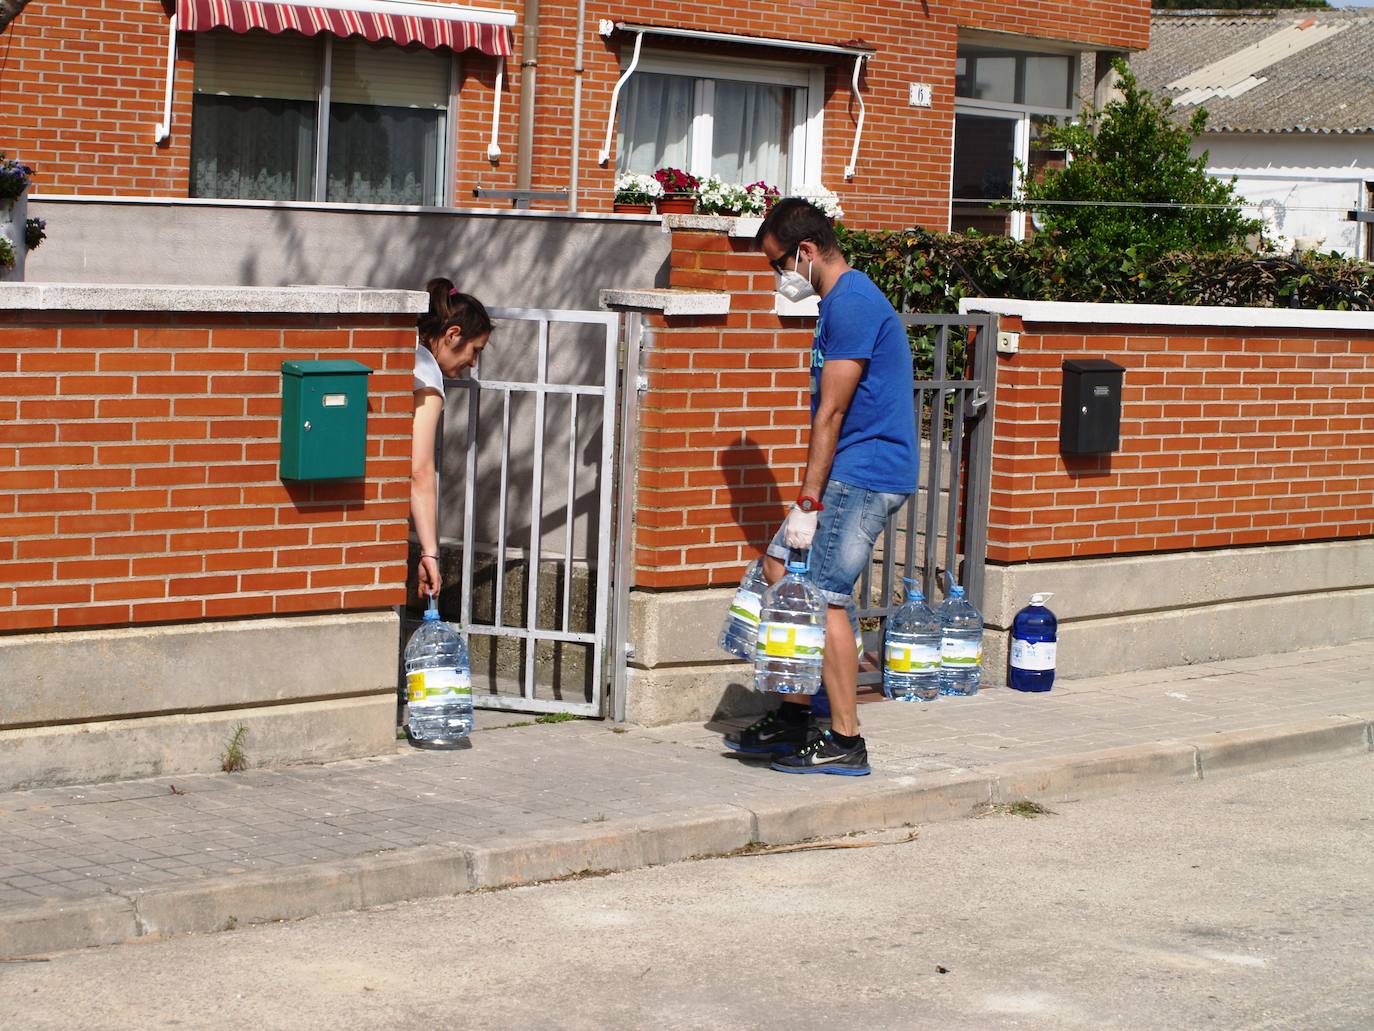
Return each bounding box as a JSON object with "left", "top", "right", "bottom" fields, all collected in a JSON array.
[{"left": 2, "top": 756, "right": 1371, "bottom": 1030}]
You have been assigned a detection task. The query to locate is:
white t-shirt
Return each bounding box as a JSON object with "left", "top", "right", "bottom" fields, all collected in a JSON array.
[{"left": 413, "top": 340, "right": 444, "bottom": 398}]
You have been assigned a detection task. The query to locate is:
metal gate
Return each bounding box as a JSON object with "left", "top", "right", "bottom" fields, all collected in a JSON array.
[
  {"left": 434, "top": 306, "right": 622, "bottom": 717},
  {"left": 852, "top": 312, "right": 999, "bottom": 688}
]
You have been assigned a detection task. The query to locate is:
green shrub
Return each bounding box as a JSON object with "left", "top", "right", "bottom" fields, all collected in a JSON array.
[{"left": 1016, "top": 61, "right": 1261, "bottom": 259}]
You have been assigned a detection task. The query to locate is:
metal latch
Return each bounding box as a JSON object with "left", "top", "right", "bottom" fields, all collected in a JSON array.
[{"left": 963, "top": 387, "right": 990, "bottom": 419}]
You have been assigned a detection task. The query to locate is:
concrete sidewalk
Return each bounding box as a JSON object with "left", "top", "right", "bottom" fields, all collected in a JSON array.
[{"left": 3, "top": 642, "right": 1372, "bottom": 959}]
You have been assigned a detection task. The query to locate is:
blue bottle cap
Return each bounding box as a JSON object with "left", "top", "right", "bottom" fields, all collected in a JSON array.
[
  {"left": 949, "top": 584, "right": 965, "bottom": 598},
  {"left": 423, "top": 593, "right": 440, "bottom": 622},
  {"left": 785, "top": 547, "right": 810, "bottom": 575}
]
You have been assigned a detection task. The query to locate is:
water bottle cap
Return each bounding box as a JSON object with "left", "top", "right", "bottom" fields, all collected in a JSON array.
[
  {"left": 949, "top": 584, "right": 965, "bottom": 598},
  {"left": 1030, "top": 592, "right": 1053, "bottom": 606},
  {"left": 423, "top": 593, "right": 440, "bottom": 622},
  {"left": 785, "top": 560, "right": 808, "bottom": 575},
  {"left": 785, "top": 547, "right": 810, "bottom": 575}
]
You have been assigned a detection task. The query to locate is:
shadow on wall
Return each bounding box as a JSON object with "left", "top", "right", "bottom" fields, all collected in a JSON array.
[
  {"left": 722, "top": 434, "right": 787, "bottom": 559},
  {"left": 25, "top": 199, "right": 670, "bottom": 312},
  {"left": 251, "top": 206, "right": 671, "bottom": 309}
]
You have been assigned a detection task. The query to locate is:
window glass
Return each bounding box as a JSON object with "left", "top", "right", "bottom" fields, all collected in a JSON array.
[
  {"left": 951, "top": 113, "right": 1016, "bottom": 235},
  {"left": 711, "top": 80, "right": 796, "bottom": 186},
  {"left": 618, "top": 72, "right": 694, "bottom": 175},
  {"left": 971, "top": 54, "right": 1016, "bottom": 104},
  {"left": 1024, "top": 55, "right": 1073, "bottom": 110},
  {"left": 326, "top": 40, "right": 449, "bottom": 205},
  {"left": 191, "top": 30, "right": 319, "bottom": 201},
  {"left": 190, "top": 30, "right": 454, "bottom": 206}
]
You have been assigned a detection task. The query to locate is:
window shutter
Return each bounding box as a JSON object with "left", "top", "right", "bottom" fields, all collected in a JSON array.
[
  {"left": 193, "top": 29, "right": 320, "bottom": 102},
  {"left": 330, "top": 39, "right": 449, "bottom": 109}
]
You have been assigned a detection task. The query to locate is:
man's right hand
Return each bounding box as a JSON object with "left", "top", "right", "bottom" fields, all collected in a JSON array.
[
  {"left": 781, "top": 504, "right": 819, "bottom": 549},
  {"left": 418, "top": 555, "right": 441, "bottom": 598}
]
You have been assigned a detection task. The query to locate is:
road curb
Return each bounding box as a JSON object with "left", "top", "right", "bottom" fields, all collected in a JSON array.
[{"left": 2, "top": 713, "right": 1370, "bottom": 960}]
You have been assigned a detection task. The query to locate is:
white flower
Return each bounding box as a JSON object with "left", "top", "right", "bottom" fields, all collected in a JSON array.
[
  {"left": 614, "top": 172, "right": 663, "bottom": 203},
  {"left": 789, "top": 183, "right": 844, "bottom": 219},
  {"left": 697, "top": 176, "right": 749, "bottom": 215}
]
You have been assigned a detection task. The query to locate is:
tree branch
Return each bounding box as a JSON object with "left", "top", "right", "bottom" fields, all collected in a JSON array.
[{"left": 0, "top": 0, "right": 35, "bottom": 33}]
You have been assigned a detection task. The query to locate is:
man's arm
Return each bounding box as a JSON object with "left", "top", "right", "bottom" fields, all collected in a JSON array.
[{"left": 801, "top": 358, "right": 865, "bottom": 499}]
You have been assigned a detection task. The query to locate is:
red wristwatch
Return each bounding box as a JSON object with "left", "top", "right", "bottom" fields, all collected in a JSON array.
[{"left": 796, "top": 495, "right": 824, "bottom": 513}]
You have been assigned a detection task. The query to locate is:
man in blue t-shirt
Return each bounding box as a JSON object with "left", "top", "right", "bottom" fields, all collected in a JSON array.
[{"left": 725, "top": 199, "right": 917, "bottom": 775}]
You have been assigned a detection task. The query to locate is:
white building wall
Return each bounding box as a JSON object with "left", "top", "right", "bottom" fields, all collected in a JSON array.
[{"left": 1192, "top": 133, "right": 1374, "bottom": 257}]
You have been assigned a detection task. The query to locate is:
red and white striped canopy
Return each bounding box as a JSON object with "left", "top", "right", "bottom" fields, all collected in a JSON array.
[{"left": 178, "top": 0, "right": 512, "bottom": 56}]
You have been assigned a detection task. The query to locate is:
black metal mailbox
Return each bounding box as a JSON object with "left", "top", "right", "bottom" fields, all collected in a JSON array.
[{"left": 1059, "top": 358, "right": 1125, "bottom": 454}]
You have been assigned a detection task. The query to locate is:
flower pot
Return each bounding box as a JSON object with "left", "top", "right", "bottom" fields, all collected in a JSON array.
[
  {"left": 656, "top": 195, "right": 696, "bottom": 215},
  {"left": 0, "top": 188, "right": 27, "bottom": 284},
  {"left": 613, "top": 201, "right": 653, "bottom": 214}
]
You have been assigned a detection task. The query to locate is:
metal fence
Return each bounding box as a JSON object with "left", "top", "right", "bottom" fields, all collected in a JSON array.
[{"left": 852, "top": 313, "right": 999, "bottom": 688}]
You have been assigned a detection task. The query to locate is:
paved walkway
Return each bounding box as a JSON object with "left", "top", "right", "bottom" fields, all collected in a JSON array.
[{"left": 2, "top": 642, "right": 1372, "bottom": 957}]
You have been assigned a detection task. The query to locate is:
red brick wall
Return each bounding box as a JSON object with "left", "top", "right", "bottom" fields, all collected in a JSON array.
[
  {"left": 0, "top": 310, "right": 414, "bottom": 633},
  {"left": 633, "top": 229, "right": 811, "bottom": 588},
  {"left": 987, "top": 322, "right": 1374, "bottom": 563},
  {"left": 1, "top": 0, "right": 1150, "bottom": 229}
]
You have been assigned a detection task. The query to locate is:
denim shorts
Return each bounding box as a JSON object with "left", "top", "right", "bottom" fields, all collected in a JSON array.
[{"left": 768, "top": 479, "right": 910, "bottom": 607}]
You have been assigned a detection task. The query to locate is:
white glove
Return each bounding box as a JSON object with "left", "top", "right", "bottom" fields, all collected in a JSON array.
[{"left": 781, "top": 504, "right": 819, "bottom": 549}]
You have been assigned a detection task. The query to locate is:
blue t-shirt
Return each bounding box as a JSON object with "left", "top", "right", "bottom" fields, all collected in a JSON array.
[{"left": 811, "top": 270, "right": 918, "bottom": 494}]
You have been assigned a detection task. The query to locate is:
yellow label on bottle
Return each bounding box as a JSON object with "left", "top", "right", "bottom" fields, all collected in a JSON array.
[
  {"left": 757, "top": 622, "right": 824, "bottom": 660},
  {"left": 407, "top": 669, "right": 472, "bottom": 705}
]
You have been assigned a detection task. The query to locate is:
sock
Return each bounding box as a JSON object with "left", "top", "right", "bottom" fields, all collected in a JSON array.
[
  {"left": 830, "top": 730, "right": 862, "bottom": 749},
  {"left": 778, "top": 703, "right": 812, "bottom": 726}
]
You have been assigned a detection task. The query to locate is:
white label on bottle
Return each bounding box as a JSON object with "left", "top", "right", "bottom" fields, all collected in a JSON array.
[
  {"left": 407, "top": 668, "right": 472, "bottom": 707},
  {"left": 729, "top": 589, "right": 762, "bottom": 626},
  {"left": 1010, "top": 639, "right": 1057, "bottom": 671},
  {"left": 757, "top": 622, "right": 825, "bottom": 660},
  {"left": 940, "top": 637, "right": 982, "bottom": 667},
  {"left": 885, "top": 643, "right": 940, "bottom": 673}
]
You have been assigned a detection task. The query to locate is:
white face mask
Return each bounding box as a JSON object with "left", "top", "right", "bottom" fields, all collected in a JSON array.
[{"left": 776, "top": 247, "right": 817, "bottom": 302}]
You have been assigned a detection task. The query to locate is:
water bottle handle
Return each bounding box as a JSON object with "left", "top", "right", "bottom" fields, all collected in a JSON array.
[{"left": 786, "top": 546, "right": 810, "bottom": 574}]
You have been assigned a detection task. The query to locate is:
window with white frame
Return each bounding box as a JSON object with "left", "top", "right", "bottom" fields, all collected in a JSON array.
[
  {"left": 191, "top": 29, "right": 453, "bottom": 206},
  {"left": 951, "top": 43, "right": 1079, "bottom": 238},
  {"left": 615, "top": 53, "right": 824, "bottom": 190}
]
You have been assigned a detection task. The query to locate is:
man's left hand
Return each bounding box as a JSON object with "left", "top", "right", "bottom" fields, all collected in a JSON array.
[{"left": 781, "top": 504, "right": 819, "bottom": 549}]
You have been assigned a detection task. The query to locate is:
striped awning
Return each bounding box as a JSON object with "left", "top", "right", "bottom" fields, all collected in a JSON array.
[{"left": 177, "top": 0, "right": 514, "bottom": 57}]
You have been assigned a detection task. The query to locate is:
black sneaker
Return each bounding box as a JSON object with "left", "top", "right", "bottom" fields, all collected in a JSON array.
[
  {"left": 723, "top": 710, "right": 817, "bottom": 755},
  {"left": 770, "top": 731, "right": 871, "bottom": 776}
]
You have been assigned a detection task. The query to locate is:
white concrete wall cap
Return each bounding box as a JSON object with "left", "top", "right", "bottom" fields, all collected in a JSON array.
[
  {"left": 600, "top": 288, "right": 731, "bottom": 315},
  {"left": 0, "top": 283, "right": 428, "bottom": 314},
  {"left": 960, "top": 298, "right": 1374, "bottom": 332}
]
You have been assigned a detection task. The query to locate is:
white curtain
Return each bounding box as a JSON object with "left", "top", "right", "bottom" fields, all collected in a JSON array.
[
  {"left": 712, "top": 80, "right": 792, "bottom": 186},
  {"left": 618, "top": 72, "right": 693, "bottom": 174}
]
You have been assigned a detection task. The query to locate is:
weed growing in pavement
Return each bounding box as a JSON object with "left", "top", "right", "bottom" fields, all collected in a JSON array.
[
  {"left": 978, "top": 800, "right": 1056, "bottom": 819},
  {"left": 535, "top": 712, "right": 581, "bottom": 724},
  {"left": 220, "top": 723, "right": 249, "bottom": 773}
]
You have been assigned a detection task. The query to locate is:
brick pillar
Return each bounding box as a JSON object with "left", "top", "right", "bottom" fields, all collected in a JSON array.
[{"left": 631, "top": 220, "right": 813, "bottom": 589}]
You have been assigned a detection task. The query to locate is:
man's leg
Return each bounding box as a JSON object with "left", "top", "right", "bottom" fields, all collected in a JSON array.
[{"left": 821, "top": 602, "right": 859, "bottom": 736}]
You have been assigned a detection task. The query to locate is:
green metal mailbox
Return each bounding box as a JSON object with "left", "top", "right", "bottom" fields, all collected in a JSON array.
[{"left": 279, "top": 360, "right": 373, "bottom": 481}]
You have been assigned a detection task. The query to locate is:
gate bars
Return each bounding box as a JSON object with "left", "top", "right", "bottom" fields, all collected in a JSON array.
[
  {"left": 852, "top": 312, "right": 998, "bottom": 688},
  {"left": 440, "top": 307, "right": 621, "bottom": 717}
]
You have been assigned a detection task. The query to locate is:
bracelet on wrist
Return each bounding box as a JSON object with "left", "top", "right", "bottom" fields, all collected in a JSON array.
[{"left": 420, "top": 553, "right": 439, "bottom": 560}]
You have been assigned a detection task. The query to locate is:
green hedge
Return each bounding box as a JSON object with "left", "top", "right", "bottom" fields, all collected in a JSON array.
[{"left": 837, "top": 225, "right": 1374, "bottom": 316}]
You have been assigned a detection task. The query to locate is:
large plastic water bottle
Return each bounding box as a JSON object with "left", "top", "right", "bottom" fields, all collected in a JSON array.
[
  {"left": 719, "top": 558, "right": 768, "bottom": 660},
  {"left": 754, "top": 552, "right": 825, "bottom": 695},
  {"left": 936, "top": 583, "right": 983, "bottom": 696},
  {"left": 883, "top": 577, "right": 942, "bottom": 702},
  {"left": 403, "top": 593, "right": 473, "bottom": 746},
  {"left": 1009, "top": 592, "right": 1058, "bottom": 692}
]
